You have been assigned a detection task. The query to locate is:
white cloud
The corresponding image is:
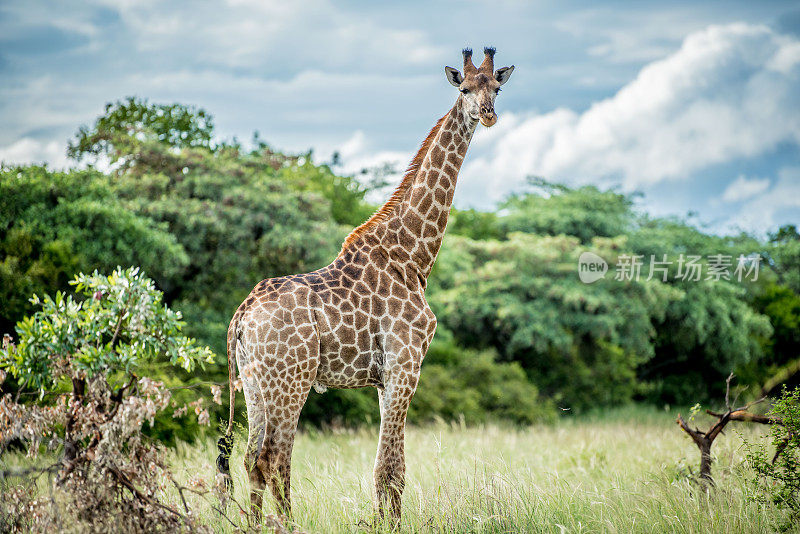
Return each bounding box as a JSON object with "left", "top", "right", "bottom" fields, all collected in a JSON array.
[
  {"left": 459, "top": 23, "right": 800, "bottom": 207},
  {"left": 721, "top": 167, "right": 800, "bottom": 234},
  {"left": 767, "top": 39, "right": 800, "bottom": 74},
  {"left": 334, "top": 130, "right": 408, "bottom": 173},
  {"left": 102, "top": 0, "right": 444, "bottom": 73},
  {"left": 329, "top": 130, "right": 410, "bottom": 203},
  {"left": 0, "top": 138, "right": 70, "bottom": 169},
  {"left": 721, "top": 175, "right": 771, "bottom": 202}
]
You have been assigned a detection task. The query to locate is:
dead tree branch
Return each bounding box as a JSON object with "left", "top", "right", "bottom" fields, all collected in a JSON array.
[
  {"left": 676, "top": 373, "right": 782, "bottom": 486},
  {"left": 107, "top": 464, "right": 188, "bottom": 523},
  {"left": 706, "top": 409, "right": 781, "bottom": 425}
]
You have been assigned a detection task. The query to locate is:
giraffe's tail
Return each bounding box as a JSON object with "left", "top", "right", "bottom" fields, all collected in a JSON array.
[{"left": 216, "top": 316, "right": 238, "bottom": 493}]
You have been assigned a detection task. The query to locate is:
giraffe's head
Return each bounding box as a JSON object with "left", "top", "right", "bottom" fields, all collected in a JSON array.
[{"left": 445, "top": 47, "right": 514, "bottom": 127}]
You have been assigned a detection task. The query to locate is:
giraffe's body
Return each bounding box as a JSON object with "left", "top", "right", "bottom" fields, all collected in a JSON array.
[{"left": 217, "top": 47, "right": 514, "bottom": 521}]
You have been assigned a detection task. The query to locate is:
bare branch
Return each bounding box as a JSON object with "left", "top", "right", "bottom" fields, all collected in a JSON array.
[
  {"left": 676, "top": 372, "right": 776, "bottom": 487},
  {"left": 171, "top": 478, "right": 190, "bottom": 514},
  {"left": 676, "top": 414, "right": 705, "bottom": 446},
  {"left": 167, "top": 380, "right": 226, "bottom": 392},
  {"left": 108, "top": 464, "right": 189, "bottom": 523},
  {"left": 706, "top": 411, "right": 733, "bottom": 442},
  {"left": 706, "top": 409, "right": 781, "bottom": 425},
  {"left": 734, "top": 395, "right": 767, "bottom": 414},
  {"left": 108, "top": 308, "right": 126, "bottom": 349},
  {"left": 0, "top": 463, "right": 60, "bottom": 482},
  {"left": 725, "top": 372, "right": 734, "bottom": 410}
]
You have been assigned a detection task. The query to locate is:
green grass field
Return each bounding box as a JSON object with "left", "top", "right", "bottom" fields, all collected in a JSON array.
[{"left": 164, "top": 406, "right": 788, "bottom": 533}]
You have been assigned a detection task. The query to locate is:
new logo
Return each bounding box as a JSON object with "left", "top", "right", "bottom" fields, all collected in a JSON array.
[{"left": 578, "top": 252, "right": 608, "bottom": 284}]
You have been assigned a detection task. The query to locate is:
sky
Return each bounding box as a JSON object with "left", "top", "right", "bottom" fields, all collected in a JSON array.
[{"left": 1, "top": 0, "right": 799, "bottom": 236}]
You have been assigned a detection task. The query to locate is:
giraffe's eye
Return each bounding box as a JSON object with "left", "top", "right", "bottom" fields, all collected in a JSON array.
[
  {"left": 495, "top": 88, "right": 502, "bottom": 94},
  {"left": 460, "top": 88, "right": 469, "bottom": 94}
]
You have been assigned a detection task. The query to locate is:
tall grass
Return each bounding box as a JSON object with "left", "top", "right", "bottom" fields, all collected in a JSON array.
[{"left": 166, "top": 406, "right": 786, "bottom": 532}]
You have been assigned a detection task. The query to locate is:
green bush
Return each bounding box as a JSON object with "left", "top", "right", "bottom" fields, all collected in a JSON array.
[
  {"left": 2, "top": 265, "right": 211, "bottom": 380},
  {"left": 0, "top": 267, "right": 217, "bottom": 532},
  {"left": 410, "top": 332, "right": 556, "bottom": 425},
  {"left": 0, "top": 267, "right": 216, "bottom": 444},
  {"left": 746, "top": 387, "right": 800, "bottom": 529}
]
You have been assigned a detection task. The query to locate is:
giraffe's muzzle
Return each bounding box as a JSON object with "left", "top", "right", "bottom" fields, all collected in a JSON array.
[{"left": 480, "top": 108, "right": 497, "bottom": 127}]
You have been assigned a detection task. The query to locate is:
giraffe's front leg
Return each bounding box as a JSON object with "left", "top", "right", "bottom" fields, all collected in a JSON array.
[{"left": 373, "top": 348, "right": 421, "bottom": 522}]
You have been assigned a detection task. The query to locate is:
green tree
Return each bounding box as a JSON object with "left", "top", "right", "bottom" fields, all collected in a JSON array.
[
  {"left": 279, "top": 158, "right": 376, "bottom": 228},
  {"left": 499, "top": 178, "right": 634, "bottom": 244},
  {"left": 0, "top": 166, "right": 188, "bottom": 336},
  {"left": 757, "top": 285, "right": 800, "bottom": 368},
  {"left": 766, "top": 225, "right": 800, "bottom": 294},
  {"left": 740, "top": 284, "right": 800, "bottom": 392},
  {"left": 448, "top": 208, "right": 502, "bottom": 240},
  {"left": 434, "top": 184, "right": 775, "bottom": 409},
  {"left": 629, "top": 217, "right": 773, "bottom": 403},
  {"left": 428, "top": 232, "right": 677, "bottom": 411},
  {"left": 68, "top": 96, "right": 214, "bottom": 167},
  {"left": 105, "top": 139, "right": 346, "bottom": 354}
]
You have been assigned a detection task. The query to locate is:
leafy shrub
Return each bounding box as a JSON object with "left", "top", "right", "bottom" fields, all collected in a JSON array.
[
  {"left": 0, "top": 268, "right": 216, "bottom": 532},
  {"left": 746, "top": 387, "right": 800, "bottom": 529},
  {"left": 410, "top": 331, "right": 556, "bottom": 425}
]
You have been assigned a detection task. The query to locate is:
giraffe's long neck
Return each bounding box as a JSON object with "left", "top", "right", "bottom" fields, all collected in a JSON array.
[
  {"left": 385, "top": 97, "right": 477, "bottom": 279},
  {"left": 337, "top": 97, "right": 477, "bottom": 285}
]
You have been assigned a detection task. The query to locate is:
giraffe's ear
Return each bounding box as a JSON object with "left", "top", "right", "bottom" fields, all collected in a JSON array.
[
  {"left": 444, "top": 66, "right": 463, "bottom": 87},
  {"left": 494, "top": 65, "right": 515, "bottom": 86}
]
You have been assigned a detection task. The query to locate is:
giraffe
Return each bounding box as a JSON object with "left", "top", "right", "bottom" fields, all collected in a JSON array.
[{"left": 216, "top": 47, "right": 514, "bottom": 522}]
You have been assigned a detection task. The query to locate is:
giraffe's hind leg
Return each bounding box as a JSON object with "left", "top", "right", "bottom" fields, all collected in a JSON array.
[
  {"left": 254, "top": 333, "right": 317, "bottom": 518},
  {"left": 238, "top": 342, "right": 268, "bottom": 517},
  {"left": 238, "top": 282, "right": 320, "bottom": 521},
  {"left": 256, "top": 397, "right": 311, "bottom": 518},
  {"left": 248, "top": 303, "right": 319, "bottom": 518},
  {"left": 244, "top": 420, "right": 266, "bottom": 516}
]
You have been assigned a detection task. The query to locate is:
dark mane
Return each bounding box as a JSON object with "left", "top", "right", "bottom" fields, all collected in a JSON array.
[{"left": 338, "top": 113, "right": 448, "bottom": 255}]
